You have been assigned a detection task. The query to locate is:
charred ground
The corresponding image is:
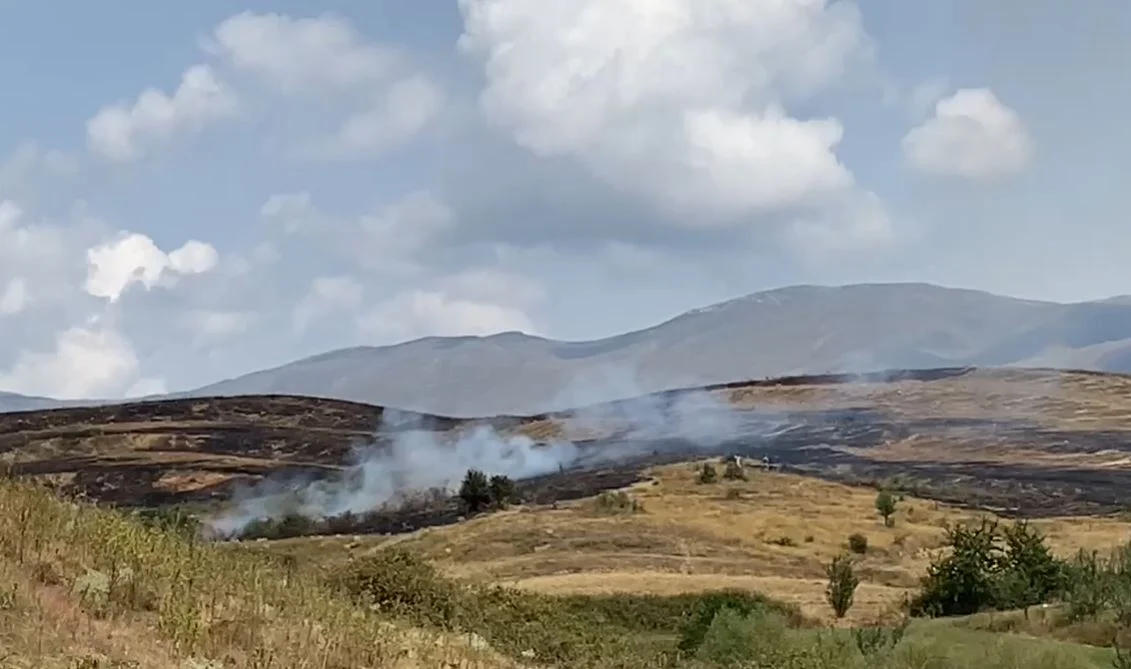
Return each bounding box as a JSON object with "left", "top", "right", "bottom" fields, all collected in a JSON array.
[{"left": 4, "top": 366, "right": 1131, "bottom": 529}]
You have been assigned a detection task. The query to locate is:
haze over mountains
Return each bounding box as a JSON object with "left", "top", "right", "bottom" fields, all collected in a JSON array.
[{"left": 6, "top": 282, "right": 1131, "bottom": 417}]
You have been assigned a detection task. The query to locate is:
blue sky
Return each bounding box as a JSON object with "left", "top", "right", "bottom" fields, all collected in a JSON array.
[{"left": 0, "top": 0, "right": 1127, "bottom": 399}]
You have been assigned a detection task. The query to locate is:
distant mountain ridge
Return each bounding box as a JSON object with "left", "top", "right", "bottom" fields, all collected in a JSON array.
[{"left": 7, "top": 282, "right": 1131, "bottom": 416}]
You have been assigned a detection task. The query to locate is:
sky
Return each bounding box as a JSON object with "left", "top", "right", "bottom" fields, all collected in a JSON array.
[{"left": 0, "top": 0, "right": 1128, "bottom": 400}]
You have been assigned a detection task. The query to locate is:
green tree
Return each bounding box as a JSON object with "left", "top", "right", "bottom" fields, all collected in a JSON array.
[
  {"left": 910, "top": 520, "right": 1005, "bottom": 617},
  {"left": 488, "top": 474, "right": 516, "bottom": 509},
  {"left": 458, "top": 469, "right": 492, "bottom": 514},
  {"left": 698, "top": 462, "right": 718, "bottom": 484},
  {"left": 998, "top": 521, "right": 1066, "bottom": 615},
  {"left": 825, "top": 553, "right": 859, "bottom": 619},
  {"left": 875, "top": 490, "right": 897, "bottom": 527}
]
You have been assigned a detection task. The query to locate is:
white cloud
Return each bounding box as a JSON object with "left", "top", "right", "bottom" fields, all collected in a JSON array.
[
  {"left": 307, "top": 74, "right": 445, "bottom": 160},
  {"left": 85, "top": 232, "right": 219, "bottom": 302},
  {"left": 0, "top": 142, "right": 79, "bottom": 201},
  {"left": 292, "top": 276, "right": 364, "bottom": 333},
  {"left": 354, "top": 191, "right": 454, "bottom": 271},
  {"left": 0, "top": 200, "right": 78, "bottom": 304},
  {"left": 0, "top": 324, "right": 162, "bottom": 399},
  {"left": 261, "top": 190, "right": 454, "bottom": 275},
  {"left": 902, "top": 88, "right": 1033, "bottom": 181},
  {"left": 205, "top": 11, "right": 400, "bottom": 93},
  {"left": 359, "top": 289, "right": 537, "bottom": 343},
  {"left": 0, "top": 278, "right": 28, "bottom": 316},
  {"left": 436, "top": 267, "right": 545, "bottom": 308},
  {"left": 86, "top": 64, "right": 240, "bottom": 162},
  {"left": 181, "top": 309, "right": 255, "bottom": 345},
  {"left": 168, "top": 240, "right": 220, "bottom": 274},
  {"left": 458, "top": 0, "right": 875, "bottom": 224}
]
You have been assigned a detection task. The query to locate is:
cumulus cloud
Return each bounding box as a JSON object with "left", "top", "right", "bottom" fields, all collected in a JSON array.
[
  {"left": 84, "top": 233, "right": 219, "bottom": 302},
  {"left": 0, "top": 323, "right": 163, "bottom": 399},
  {"left": 304, "top": 75, "right": 445, "bottom": 160},
  {"left": 86, "top": 65, "right": 239, "bottom": 162},
  {"left": 180, "top": 309, "right": 256, "bottom": 345},
  {"left": 205, "top": 11, "right": 443, "bottom": 160},
  {"left": 260, "top": 189, "right": 454, "bottom": 276},
  {"left": 457, "top": 0, "right": 881, "bottom": 235},
  {"left": 204, "top": 11, "right": 400, "bottom": 93},
  {"left": 0, "top": 278, "right": 28, "bottom": 316},
  {"left": 359, "top": 290, "right": 537, "bottom": 343},
  {"left": 902, "top": 87, "right": 1032, "bottom": 181},
  {"left": 292, "top": 276, "right": 365, "bottom": 334}
]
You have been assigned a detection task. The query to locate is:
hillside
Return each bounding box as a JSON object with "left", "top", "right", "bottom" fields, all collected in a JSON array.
[
  {"left": 5, "top": 367, "right": 1131, "bottom": 522},
  {"left": 125, "top": 283, "right": 1131, "bottom": 416},
  {"left": 6, "top": 368, "right": 1131, "bottom": 667}
]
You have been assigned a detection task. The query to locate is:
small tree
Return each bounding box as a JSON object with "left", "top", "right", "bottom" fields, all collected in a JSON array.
[
  {"left": 488, "top": 474, "right": 516, "bottom": 509},
  {"left": 825, "top": 553, "right": 860, "bottom": 619},
  {"left": 698, "top": 462, "right": 719, "bottom": 484},
  {"left": 458, "top": 469, "right": 492, "bottom": 514},
  {"left": 875, "top": 490, "right": 897, "bottom": 527}
]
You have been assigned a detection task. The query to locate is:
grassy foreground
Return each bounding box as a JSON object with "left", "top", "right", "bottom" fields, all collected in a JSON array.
[{"left": 0, "top": 474, "right": 1126, "bottom": 668}]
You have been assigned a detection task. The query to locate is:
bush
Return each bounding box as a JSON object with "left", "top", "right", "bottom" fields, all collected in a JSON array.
[
  {"left": 848, "top": 533, "right": 869, "bottom": 555},
  {"left": 698, "top": 462, "right": 719, "bottom": 484},
  {"left": 458, "top": 469, "right": 492, "bottom": 514},
  {"left": 488, "top": 474, "right": 515, "bottom": 509},
  {"left": 329, "top": 547, "right": 461, "bottom": 628},
  {"left": 676, "top": 590, "right": 805, "bottom": 656},
  {"left": 826, "top": 553, "right": 859, "bottom": 619},
  {"left": 909, "top": 519, "right": 1067, "bottom": 618},
  {"left": 593, "top": 490, "right": 644, "bottom": 514},
  {"left": 134, "top": 506, "right": 201, "bottom": 540},
  {"left": 876, "top": 490, "right": 897, "bottom": 527}
]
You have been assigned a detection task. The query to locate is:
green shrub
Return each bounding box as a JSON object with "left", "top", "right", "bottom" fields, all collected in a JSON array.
[
  {"left": 593, "top": 490, "right": 644, "bottom": 514},
  {"left": 698, "top": 462, "right": 719, "bottom": 484},
  {"left": 910, "top": 520, "right": 1067, "bottom": 618},
  {"left": 826, "top": 553, "right": 860, "bottom": 619},
  {"left": 876, "top": 490, "right": 897, "bottom": 527},
  {"left": 458, "top": 469, "right": 492, "bottom": 514},
  {"left": 848, "top": 533, "right": 869, "bottom": 554},
  {"left": 329, "top": 547, "right": 461, "bottom": 628},
  {"left": 488, "top": 474, "right": 515, "bottom": 509}
]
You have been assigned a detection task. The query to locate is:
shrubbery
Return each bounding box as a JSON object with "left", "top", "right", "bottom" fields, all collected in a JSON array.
[
  {"left": 331, "top": 546, "right": 805, "bottom": 666},
  {"left": 910, "top": 519, "right": 1066, "bottom": 617}
]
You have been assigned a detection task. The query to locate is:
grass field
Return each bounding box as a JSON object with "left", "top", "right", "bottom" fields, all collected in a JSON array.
[{"left": 5, "top": 367, "right": 1131, "bottom": 666}]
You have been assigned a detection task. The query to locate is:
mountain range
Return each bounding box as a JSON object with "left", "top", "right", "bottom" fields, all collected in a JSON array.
[{"left": 6, "top": 282, "right": 1131, "bottom": 417}]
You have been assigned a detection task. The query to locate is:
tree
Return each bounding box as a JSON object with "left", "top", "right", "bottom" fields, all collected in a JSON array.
[
  {"left": 698, "top": 462, "right": 718, "bottom": 484},
  {"left": 488, "top": 474, "right": 516, "bottom": 509},
  {"left": 875, "top": 490, "right": 897, "bottom": 527},
  {"left": 998, "top": 521, "right": 1066, "bottom": 615},
  {"left": 458, "top": 469, "right": 492, "bottom": 514},
  {"left": 909, "top": 520, "right": 1005, "bottom": 617},
  {"left": 825, "top": 553, "right": 859, "bottom": 619}
]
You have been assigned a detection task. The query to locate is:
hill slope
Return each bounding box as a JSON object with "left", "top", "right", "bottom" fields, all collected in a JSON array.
[
  {"left": 11, "top": 282, "right": 1131, "bottom": 416},
  {"left": 188, "top": 283, "right": 1131, "bottom": 415}
]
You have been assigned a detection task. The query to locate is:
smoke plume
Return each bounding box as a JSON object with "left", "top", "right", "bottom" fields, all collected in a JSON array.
[{"left": 203, "top": 376, "right": 779, "bottom": 538}]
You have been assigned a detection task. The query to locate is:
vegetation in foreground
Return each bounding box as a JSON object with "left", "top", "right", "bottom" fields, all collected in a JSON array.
[{"left": 6, "top": 469, "right": 1131, "bottom": 668}]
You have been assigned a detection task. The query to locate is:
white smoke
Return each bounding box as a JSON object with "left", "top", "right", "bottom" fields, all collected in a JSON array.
[{"left": 204, "top": 370, "right": 783, "bottom": 538}]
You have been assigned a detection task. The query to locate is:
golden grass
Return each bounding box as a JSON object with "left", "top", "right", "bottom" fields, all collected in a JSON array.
[
  {"left": 0, "top": 478, "right": 515, "bottom": 669},
  {"left": 366, "top": 461, "right": 1131, "bottom": 625}
]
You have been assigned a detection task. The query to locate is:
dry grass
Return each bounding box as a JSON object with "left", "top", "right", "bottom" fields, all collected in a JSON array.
[
  {"left": 363, "top": 462, "right": 1131, "bottom": 625},
  {"left": 0, "top": 478, "right": 515, "bottom": 669}
]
